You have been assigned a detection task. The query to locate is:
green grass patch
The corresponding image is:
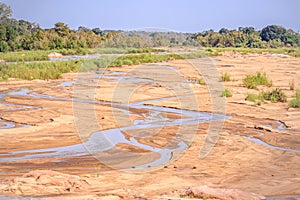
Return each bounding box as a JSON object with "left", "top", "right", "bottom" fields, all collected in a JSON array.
[
  {"left": 289, "top": 91, "right": 300, "bottom": 108},
  {"left": 0, "top": 50, "right": 49, "bottom": 62},
  {"left": 179, "top": 51, "right": 207, "bottom": 59},
  {"left": 208, "top": 47, "right": 300, "bottom": 57},
  {"left": 221, "top": 88, "right": 232, "bottom": 97},
  {"left": 243, "top": 72, "right": 272, "bottom": 89},
  {"left": 221, "top": 72, "right": 231, "bottom": 82},
  {"left": 93, "top": 48, "right": 165, "bottom": 54},
  {"left": 110, "top": 54, "right": 180, "bottom": 67},
  {"left": 127, "top": 48, "right": 165, "bottom": 54},
  {"left": 0, "top": 60, "right": 82, "bottom": 80},
  {"left": 57, "top": 48, "right": 91, "bottom": 55},
  {"left": 0, "top": 51, "right": 208, "bottom": 81},
  {"left": 0, "top": 48, "right": 92, "bottom": 62}
]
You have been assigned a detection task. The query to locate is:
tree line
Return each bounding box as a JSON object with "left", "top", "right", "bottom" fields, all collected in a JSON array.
[
  {"left": 0, "top": 2, "right": 299, "bottom": 53},
  {"left": 191, "top": 26, "right": 300, "bottom": 48}
]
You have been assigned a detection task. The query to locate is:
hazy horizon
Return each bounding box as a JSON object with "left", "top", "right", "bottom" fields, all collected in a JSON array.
[{"left": 1, "top": 0, "right": 300, "bottom": 33}]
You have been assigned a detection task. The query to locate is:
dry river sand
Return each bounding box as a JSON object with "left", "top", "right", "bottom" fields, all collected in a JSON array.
[{"left": 0, "top": 52, "right": 299, "bottom": 199}]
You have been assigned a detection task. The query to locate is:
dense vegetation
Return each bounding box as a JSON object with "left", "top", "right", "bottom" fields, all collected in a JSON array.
[
  {"left": 192, "top": 26, "right": 300, "bottom": 48},
  {"left": 0, "top": 60, "right": 82, "bottom": 80},
  {"left": 0, "top": 52, "right": 205, "bottom": 80},
  {"left": 1, "top": 2, "right": 300, "bottom": 53}
]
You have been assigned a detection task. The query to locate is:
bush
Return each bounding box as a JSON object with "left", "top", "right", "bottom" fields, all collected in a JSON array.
[
  {"left": 264, "top": 88, "right": 287, "bottom": 102},
  {"left": 246, "top": 93, "right": 259, "bottom": 102},
  {"left": 221, "top": 72, "right": 231, "bottom": 82},
  {"left": 221, "top": 88, "right": 232, "bottom": 97},
  {"left": 243, "top": 72, "right": 272, "bottom": 89},
  {"left": 289, "top": 91, "right": 300, "bottom": 108},
  {"left": 245, "top": 88, "right": 287, "bottom": 105}
]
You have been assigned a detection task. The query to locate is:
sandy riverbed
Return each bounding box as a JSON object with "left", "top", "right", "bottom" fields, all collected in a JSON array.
[{"left": 0, "top": 52, "right": 299, "bottom": 199}]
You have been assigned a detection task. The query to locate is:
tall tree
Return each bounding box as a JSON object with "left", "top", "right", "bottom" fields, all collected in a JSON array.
[
  {"left": 0, "top": 3, "right": 12, "bottom": 21},
  {"left": 260, "top": 25, "right": 286, "bottom": 41},
  {"left": 54, "top": 22, "right": 70, "bottom": 37}
]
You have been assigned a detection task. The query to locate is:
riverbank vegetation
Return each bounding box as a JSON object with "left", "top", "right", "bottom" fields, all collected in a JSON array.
[
  {"left": 0, "top": 60, "right": 82, "bottom": 80},
  {"left": 0, "top": 48, "right": 166, "bottom": 62},
  {"left": 1, "top": 2, "right": 299, "bottom": 54},
  {"left": 0, "top": 51, "right": 205, "bottom": 80}
]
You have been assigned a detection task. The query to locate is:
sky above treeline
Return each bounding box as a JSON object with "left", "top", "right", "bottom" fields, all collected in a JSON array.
[{"left": 2, "top": 0, "right": 300, "bottom": 33}]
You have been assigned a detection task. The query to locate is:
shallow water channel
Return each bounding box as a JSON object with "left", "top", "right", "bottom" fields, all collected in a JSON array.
[
  {"left": 1, "top": 66, "right": 298, "bottom": 170},
  {"left": 0, "top": 67, "right": 231, "bottom": 169}
]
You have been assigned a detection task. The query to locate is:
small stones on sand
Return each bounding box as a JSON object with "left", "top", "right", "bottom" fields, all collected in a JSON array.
[
  {"left": 1, "top": 170, "right": 89, "bottom": 195},
  {"left": 181, "top": 185, "right": 265, "bottom": 200}
]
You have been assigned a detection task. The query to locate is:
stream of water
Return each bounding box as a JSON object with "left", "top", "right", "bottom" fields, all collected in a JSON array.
[
  {"left": 0, "top": 67, "right": 298, "bottom": 170},
  {"left": 0, "top": 85, "right": 228, "bottom": 168}
]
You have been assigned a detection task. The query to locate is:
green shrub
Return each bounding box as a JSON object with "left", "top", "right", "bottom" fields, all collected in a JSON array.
[
  {"left": 221, "top": 72, "right": 231, "bottom": 82},
  {"left": 264, "top": 88, "right": 287, "bottom": 102},
  {"left": 245, "top": 88, "right": 287, "bottom": 105},
  {"left": 245, "top": 93, "right": 259, "bottom": 102},
  {"left": 289, "top": 91, "right": 300, "bottom": 108},
  {"left": 243, "top": 72, "right": 272, "bottom": 89},
  {"left": 221, "top": 88, "right": 232, "bottom": 97}
]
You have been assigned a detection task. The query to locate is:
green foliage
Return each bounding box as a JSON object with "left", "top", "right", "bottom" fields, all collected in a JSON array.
[
  {"left": 260, "top": 25, "right": 286, "bottom": 42},
  {"left": 0, "top": 41, "right": 10, "bottom": 52},
  {"left": 0, "top": 49, "right": 93, "bottom": 62},
  {"left": 109, "top": 53, "right": 182, "bottom": 67},
  {"left": 192, "top": 25, "right": 299, "bottom": 48},
  {"left": 180, "top": 51, "right": 207, "bottom": 58},
  {"left": 264, "top": 88, "right": 287, "bottom": 102},
  {"left": 243, "top": 72, "right": 272, "bottom": 89},
  {"left": 221, "top": 88, "right": 232, "bottom": 97},
  {"left": 1, "top": 2, "right": 300, "bottom": 54},
  {"left": 57, "top": 48, "right": 91, "bottom": 55},
  {"left": 221, "top": 72, "right": 231, "bottom": 82},
  {"left": 0, "top": 3, "right": 12, "bottom": 20},
  {"left": 78, "top": 53, "right": 192, "bottom": 71},
  {"left": 245, "top": 88, "right": 287, "bottom": 105},
  {"left": 127, "top": 48, "right": 165, "bottom": 53},
  {"left": 210, "top": 47, "right": 300, "bottom": 57},
  {"left": 245, "top": 93, "right": 260, "bottom": 102},
  {"left": 0, "top": 60, "right": 82, "bottom": 80},
  {"left": 92, "top": 48, "right": 165, "bottom": 54},
  {"left": 289, "top": 91, "right": 300, "bottom": 108},
  {"left": 0, "top": 50, "right": 49, "bottom": 62}
]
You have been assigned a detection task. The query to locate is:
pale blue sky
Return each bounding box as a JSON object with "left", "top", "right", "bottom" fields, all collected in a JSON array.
[{"left": 2, "top": 0, "right": 300, "bottom": 33}]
